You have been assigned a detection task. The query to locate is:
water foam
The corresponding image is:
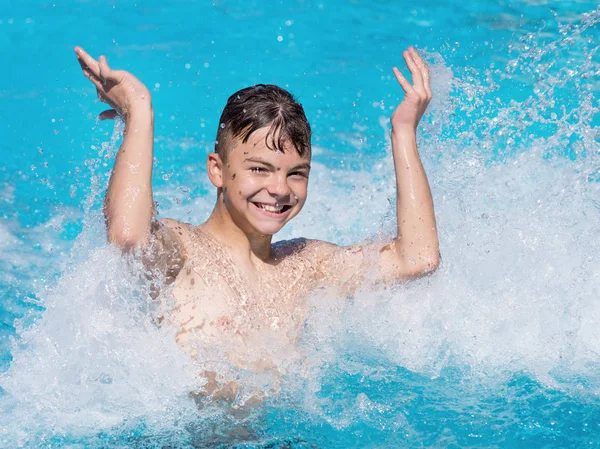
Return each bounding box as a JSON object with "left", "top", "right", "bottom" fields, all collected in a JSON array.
[
  {"left": 1, "top": 6, "right": 599, "bottom": 446},
  {"left": 0, "top": 223, "right": 204, "bottom": 446},
  {"left": 294, "top": 9, "right": 600, "bottom": 409}
]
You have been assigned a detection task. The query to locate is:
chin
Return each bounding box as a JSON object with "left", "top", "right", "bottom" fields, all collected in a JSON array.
[{"left": 250, "top": 220, "right": 287, "bottom": 236}]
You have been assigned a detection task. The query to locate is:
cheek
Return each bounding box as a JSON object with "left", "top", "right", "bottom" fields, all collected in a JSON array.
[
  {"left": 231, "top": 174, "right": 263, "bottom": 199},
  {"left": 292, "top": 180, "right": 309, "bottom": 199}
]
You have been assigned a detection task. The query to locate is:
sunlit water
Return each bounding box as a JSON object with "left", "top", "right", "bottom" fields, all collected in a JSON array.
[{"left": 1, "top": 1, "right": 599, "bottom": 447}]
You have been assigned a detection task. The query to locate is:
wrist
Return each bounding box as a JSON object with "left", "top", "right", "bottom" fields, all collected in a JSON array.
[
  {"left": 391, "top": 125, "right": 416, "bottom": 140},
  {"left": 390, "top": 125, "right": 417, "bottom": 143},
  {"left": 126, "top": 101, "right": 154, "bottom": 123}
]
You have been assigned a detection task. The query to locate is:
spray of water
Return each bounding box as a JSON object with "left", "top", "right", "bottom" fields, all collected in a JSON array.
[{"left": 1, "top": 7, "right": 599, "bottom": 447}]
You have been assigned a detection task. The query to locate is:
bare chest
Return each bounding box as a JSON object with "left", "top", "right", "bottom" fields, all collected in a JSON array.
[{"left": 167, "top": 237, "right": 317, "bottom": 356}]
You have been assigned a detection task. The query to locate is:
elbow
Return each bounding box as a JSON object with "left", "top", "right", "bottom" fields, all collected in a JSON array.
[
  {"left": 105, "top": 221, "right": 149, "bottom": 252},
  {"left": 107, "top": 229, "right": 144, "bottom": 252},
  {"left": 420, "top": 254, "right": 440, "bottom": 276},
  {"left": 104, "top": 203, "right": 149, "bottom": 251},
  {"left": 403, "top": 252, "right": 441, "bottom": 280}
]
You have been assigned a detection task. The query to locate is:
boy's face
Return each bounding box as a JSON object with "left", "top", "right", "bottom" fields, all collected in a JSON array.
[{"left": 217, "top": 126, "right": 311, "bottom": 236}]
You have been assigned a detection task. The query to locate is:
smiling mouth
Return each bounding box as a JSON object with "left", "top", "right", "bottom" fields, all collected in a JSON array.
[{"left": 252, "top": 202, "right": 293, "bottom": 217}]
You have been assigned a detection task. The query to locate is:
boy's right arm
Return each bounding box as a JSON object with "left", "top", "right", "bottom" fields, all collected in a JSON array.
[{"left": 75, "top": 47, "right": 186, "bottom": 279}]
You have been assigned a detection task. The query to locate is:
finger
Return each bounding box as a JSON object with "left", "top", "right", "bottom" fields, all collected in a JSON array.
[
  {"left": 409, "top": 47, "right": 429, "bottom": 78},
  {"left": 98, "top": 55, "right": 109, "bottom": 80},
  {"left": 85, "top": 73, "right": 103, "bottom": 91},
  {"left": 99, "top": 109, "right": 118, "bottom": 120},
  {"left": 403, "top": 49, "right": 425, "bottom": 95},
  {"left": 77, "top": 58, "right": 102, "bottom": 85},
  {"left": 392, "top": 67, "right": 414, "bottom": 94},
  {"left": 409, "top": 47, "right": 432, "bottom": 97},
  {"left": 74, "top": 46, "right": 100, "bottom": 78}
]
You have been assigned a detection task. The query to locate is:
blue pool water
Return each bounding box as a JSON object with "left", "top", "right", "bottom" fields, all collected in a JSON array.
[{"left": 1, "top": 0, "right": 600, "bottom": 447}]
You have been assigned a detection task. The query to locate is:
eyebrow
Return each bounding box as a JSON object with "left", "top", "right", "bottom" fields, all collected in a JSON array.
[
  {"left": 243, "top": 157, "right": 276, "bottom": 170},
  {"left": 243, "top": 157, "right": 311, "bottom": 172},
  {"left": 290, "top": 163, "right": 311, "bottom": 172}
]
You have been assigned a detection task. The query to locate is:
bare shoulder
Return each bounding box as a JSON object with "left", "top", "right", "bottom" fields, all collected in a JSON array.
[
  {"left": 300, "top": 239, "right": 364, "bottom": 261},
  {"left": 272, "top": 238, "right": 363, "bottom": 270},
  {"left": 271, "top": 238, "right": 334, "bottom": 260},
  {"left": 155, "top": 218, "right": 196, "bottom": 251},
  {"left": 301, "top": 239, "right": 366, "bottom": 291},
  {"left": 156, "top": 217, "right": 193, "bottom": 234}
]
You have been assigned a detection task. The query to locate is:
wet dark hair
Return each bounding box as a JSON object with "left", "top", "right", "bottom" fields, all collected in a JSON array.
[{"left": 215, "top": 84, "right": 311, "bottom": 161}]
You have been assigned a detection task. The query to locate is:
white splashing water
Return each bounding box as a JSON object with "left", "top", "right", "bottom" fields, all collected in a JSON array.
[
  {"left": 1, "top": 7, "right": 600, "bottom": 446},
  {"left": 295, "top": 9, "right": 600, "bottom": 403}
]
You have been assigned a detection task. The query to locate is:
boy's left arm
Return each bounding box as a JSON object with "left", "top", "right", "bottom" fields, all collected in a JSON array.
[{"left": 315, "top": 47, "right": 440, "bottom": 290}]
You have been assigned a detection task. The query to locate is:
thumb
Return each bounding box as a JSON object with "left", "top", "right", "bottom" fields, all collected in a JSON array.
[{"left": 99, "top": 109, "right": 118, "bottom": 120}]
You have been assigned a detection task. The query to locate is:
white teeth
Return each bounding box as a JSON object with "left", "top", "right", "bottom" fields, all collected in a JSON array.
[{"left": 258, "top": 203, "right": 283, "bottom": 213}]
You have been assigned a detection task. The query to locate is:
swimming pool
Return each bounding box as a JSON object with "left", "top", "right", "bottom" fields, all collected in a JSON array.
[{"left": 1, "top": 0, "right": 599, "bottom": 447}]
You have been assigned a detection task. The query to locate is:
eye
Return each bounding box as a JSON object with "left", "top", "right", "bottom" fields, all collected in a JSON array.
[
  {"left": 289, "top": 171, "right": 308, "bottom": 179},
  {"left": 250, "top": 167, "right": 268, "bottom": 174}
]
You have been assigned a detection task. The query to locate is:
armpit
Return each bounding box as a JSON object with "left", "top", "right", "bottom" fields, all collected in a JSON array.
[{"left": 141, "top": 219, "right": 189, "bottom": 295}]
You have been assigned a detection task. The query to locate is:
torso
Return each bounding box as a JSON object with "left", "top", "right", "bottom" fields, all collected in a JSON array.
[{"left": 166, "top": 225, "right": 322, "bottom": 370}]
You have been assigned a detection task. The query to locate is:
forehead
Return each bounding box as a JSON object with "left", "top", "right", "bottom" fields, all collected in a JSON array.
[{"left": 230, "top": 126, "right": 310, "bottom": 163}]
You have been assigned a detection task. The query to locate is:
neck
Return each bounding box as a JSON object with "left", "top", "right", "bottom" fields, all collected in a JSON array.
[{"left": 202, "top": 196, "right": 273, "bottom": 263}]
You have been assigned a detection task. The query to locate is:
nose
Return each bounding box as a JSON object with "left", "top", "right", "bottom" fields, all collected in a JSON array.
[{"left": 266, "top": 173, "right": 292, "bottom": 199}]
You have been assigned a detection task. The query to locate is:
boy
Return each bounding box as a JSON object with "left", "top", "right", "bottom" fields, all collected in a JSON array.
[{"left": 74, "top": 46, "right": 439, "bottom": 389}]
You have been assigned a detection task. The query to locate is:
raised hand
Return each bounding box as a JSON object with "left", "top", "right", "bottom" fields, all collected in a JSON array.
[
  {"left": 391, "top": 47, "right": 432, "bottom": 132},
  {"left": 74, "top": 46, "right": 151, "bottom": 121}
]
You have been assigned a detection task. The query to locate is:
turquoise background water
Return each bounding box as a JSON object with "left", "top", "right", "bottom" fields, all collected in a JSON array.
[{"left": 1, "top": 1, "right": 600, "bottom": 447}]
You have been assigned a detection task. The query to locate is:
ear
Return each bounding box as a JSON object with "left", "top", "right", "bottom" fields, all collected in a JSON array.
[{"left": 207, "top": 152, "right": 224, "bottom": 188}]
